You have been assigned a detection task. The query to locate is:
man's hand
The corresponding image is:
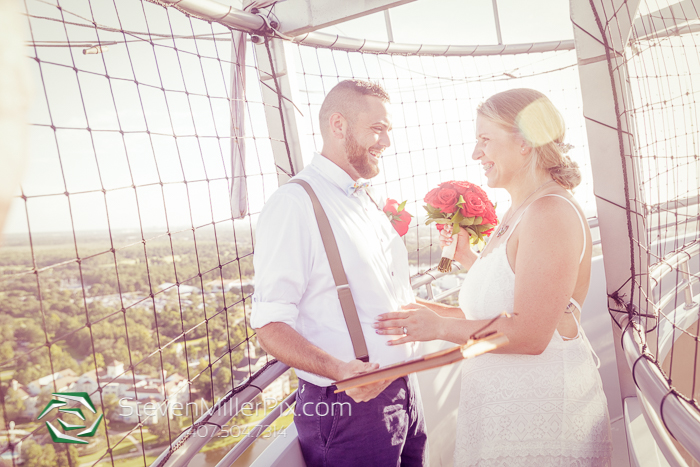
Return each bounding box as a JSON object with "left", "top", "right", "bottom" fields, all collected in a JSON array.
[
  {"left": 335, "top": 359, "right": 394, "bottom": 403},
  {"left": 256, "top": 323, "right": 395, "bottom": 402}
]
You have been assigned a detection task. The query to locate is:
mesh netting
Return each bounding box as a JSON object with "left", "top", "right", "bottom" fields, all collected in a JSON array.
[
  {"left": 1, "top": 1, "right": 281, "bottom": 465},
  {"left": 633, "top": 0, "right": 700, "bottom": 419},
  {"left": 289, "top": 44, "right": 595, "bottom": 271},
  {"left": 589, "top": 0, "right": 700, "bottom": 460}
]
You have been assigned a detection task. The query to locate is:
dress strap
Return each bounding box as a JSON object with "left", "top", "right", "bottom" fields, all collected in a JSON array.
[
  {"left": 502, "top": 209, "right": 528, "bottom": 244},
  {"left": 540, "top": 194, "right": 587, "bottom": 263},
  {"left": 569, "top": 297, "right": 583, "bottom": 313},
  {"left": 562, "top": 301, "right": 583, "bottom": 340},
  {"left": 562, "top": 298, "right": 601, "bottom": 368}
]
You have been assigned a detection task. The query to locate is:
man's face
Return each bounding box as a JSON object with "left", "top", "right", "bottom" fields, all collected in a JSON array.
[{"left": 343, "top": 96, "right": 392, "bottom": 179}]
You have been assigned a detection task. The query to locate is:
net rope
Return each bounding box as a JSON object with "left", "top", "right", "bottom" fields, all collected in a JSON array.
[
  {"left": 2, "top": 1, "right": 597, "bottom": 466},
  {"left": 1, "top": 1, "right": 280, "bottom": 465},
  {"left": 289, "top": 44, "right": 594, "bottom": 273}
]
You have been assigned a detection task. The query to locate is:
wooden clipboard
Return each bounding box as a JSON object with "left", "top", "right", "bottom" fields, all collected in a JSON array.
[{"left": 333, "top": 332, "right": 509, "bottom": 393}]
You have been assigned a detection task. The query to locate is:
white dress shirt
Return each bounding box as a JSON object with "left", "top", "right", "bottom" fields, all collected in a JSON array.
[{"left": 251, "top": 153, "right": 416, "bottom": 386}]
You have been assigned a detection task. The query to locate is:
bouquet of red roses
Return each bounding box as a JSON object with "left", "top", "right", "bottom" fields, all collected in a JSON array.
[{"left": 424, "top": 181, "right": 497, "bottom": 272}]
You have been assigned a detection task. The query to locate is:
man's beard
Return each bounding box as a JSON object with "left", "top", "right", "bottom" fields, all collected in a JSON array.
[{"left": 345, "top": 128, "right": 380, "bottom": 179}]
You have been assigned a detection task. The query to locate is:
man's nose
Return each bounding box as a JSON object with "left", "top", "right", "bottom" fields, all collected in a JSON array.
[{"left": 379, "top": 130, "right": 391, "bottom": 148}]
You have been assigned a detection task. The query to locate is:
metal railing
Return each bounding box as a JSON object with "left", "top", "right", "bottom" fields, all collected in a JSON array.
[
  {"left": 622, "top": 241, "right": 700, "bottom": 464},
  {"left": 214, "top": 391, "right": 297, "bottom": 467},
  {"left": 150, "top": 361, "right": 290, "bottom": 467},
  {"left": 151, "top": 0, "right": 575, "bottom": 57}
]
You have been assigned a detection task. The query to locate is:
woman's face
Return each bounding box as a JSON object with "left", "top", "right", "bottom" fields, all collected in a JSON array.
[{"left": 472, "top": 115, "right": 526, "bottom": 189}]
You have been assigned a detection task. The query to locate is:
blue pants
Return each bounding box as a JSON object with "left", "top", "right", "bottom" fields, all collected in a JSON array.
[{"left": 294, "top": 375, "right": 428, "bottom": 467}]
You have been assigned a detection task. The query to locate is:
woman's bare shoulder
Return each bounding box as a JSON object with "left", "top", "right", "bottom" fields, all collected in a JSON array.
[{"left": 517, "top": 194, "right": 585, "bottom": 251}]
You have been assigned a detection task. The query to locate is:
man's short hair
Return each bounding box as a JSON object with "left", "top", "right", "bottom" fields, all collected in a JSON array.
[{"left": 319, "top": 79, "right": 389, "bottom": 136}]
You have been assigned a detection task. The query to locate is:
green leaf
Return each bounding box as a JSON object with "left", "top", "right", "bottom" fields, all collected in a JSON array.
[
  {"left": 457, "top": 195, "right": 466, "bottom": 207},
  {"left": 398, "top": 200, "right": 407, "bottom": 212},
  {"left": 424, "top": 204, "right": 441, "bottom": 216},
  {"left": 463, "top": 227, "right": 475, "bottom": 243}
]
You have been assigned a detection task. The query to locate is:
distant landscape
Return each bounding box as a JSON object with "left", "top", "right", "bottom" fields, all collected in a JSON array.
[
  {"left": 0, "top": 223, "right": 446, "bottom": 466},
  {"left": 0, "top": 226, "right": 267, "bottom": 466}
]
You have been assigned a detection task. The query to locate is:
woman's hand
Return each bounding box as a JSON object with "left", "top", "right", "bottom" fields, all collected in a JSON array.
[
  {"left": 440, "top": 225, "right": 478, "bottom": 267},
  {"left": 373, "top": 303, "right": 444, "bottom": 345}
]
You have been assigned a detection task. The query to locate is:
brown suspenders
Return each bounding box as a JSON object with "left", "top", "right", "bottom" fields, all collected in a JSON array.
[{"left": 288, "top": 179, "right": 370, "bottom": 363}]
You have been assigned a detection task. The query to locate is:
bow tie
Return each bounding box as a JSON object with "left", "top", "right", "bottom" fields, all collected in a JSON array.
[{"left": 346, "top": 181, "right": 370, "bottom": 197}]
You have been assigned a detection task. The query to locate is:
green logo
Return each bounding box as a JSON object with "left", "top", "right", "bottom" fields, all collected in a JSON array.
[{"left": 37, "top": 392, "right": 103, "bottom": 444}]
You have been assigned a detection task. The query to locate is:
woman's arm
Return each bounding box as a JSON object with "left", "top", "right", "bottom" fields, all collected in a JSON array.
[
  {"left": 410, "top": 223, "right": 476, "bottom": 319},
  {"left": 374, "top": 303, "right": 511, "bottom": 345},
  {"left": 405, "top": 225, "right": 475, "bottom": 320},
  {"left": 415, "top": 297, "right": 465, "bottom": 319},
  {"left": 441, "top": 225, "right": 479, "bottom": 270},
  {"left": 502, "top": 196, "right": 583, "bottom": 354}
]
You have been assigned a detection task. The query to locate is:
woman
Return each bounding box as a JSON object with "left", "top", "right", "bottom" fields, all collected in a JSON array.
[{"left": 374, "top": 89, "right": 612, "bottom": 466}]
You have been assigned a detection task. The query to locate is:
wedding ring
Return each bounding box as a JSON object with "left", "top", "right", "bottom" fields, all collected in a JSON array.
[{"left": 402, "top": 326, "right": 408, "bottom": 336}]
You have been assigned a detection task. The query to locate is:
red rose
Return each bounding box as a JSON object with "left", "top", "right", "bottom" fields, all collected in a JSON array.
[
  {"left": 383, "top": 198, "right": 412, "bottom": 237},
  {"left": 424, "top": 187, "right": 460, "bottom": 214},
  {"left": 443, "top": 181, "right": 472, "bottom": 196},
  {"left": 468, "top": 183, "right": 490, "bottom": 200},
  {"left": 424, "top": 187, "right": 440, "bottom": 206},
  {"left": 384, "top": 199, "right": 399, "bottom": 216},
  {"left": 391, "top": 210, "right": 411, "bottom": 236},
  {"left": 460, "top": 191, "right": 487, "bottom": 218},
  {"left": 482, "top": 205, "right": 498, "bottom": 226}
]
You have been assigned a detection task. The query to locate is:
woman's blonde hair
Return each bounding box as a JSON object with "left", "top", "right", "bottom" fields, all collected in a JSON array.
[{"left": 477, "top": 88, "right": 581, "bottom": 189}]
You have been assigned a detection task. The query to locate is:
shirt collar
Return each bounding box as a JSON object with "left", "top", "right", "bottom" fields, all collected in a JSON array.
[{"left": 310, "top": 153, "right": 370, "bottom": 197}]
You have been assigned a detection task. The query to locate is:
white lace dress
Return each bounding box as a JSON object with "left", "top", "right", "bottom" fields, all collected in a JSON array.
[{"left": 454, "top": 195, "right": 612, "bottom": 466}]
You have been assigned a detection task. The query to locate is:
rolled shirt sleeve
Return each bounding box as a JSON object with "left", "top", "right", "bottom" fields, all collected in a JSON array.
[{"left": 251, "top": 186, "right": 313, "bottom": 329}]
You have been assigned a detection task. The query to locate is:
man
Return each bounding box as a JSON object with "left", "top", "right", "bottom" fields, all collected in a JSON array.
[{"left": 251, "top": 79, "right": 427, "bottom": 466}]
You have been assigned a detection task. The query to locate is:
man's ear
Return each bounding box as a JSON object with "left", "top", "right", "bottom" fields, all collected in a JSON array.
[{"left": 329, "top": 112, "right": 347, "bottom": 140}]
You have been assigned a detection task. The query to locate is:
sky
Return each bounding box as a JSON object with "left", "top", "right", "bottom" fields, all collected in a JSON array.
[{"left": 2, "top": 0, "right": 685, "bottom": 238}]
